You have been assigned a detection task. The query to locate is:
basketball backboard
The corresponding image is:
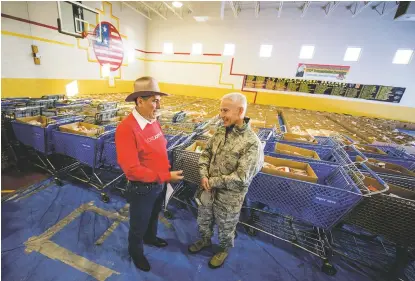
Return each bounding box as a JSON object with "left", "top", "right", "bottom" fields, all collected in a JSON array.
[{"left": 57, "top": 1, "right": 101, "bottom": 40}]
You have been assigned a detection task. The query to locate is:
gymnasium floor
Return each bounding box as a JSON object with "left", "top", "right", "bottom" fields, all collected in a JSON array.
[{"left": 3, "top": 177, "right": 414, "bottom": 281}]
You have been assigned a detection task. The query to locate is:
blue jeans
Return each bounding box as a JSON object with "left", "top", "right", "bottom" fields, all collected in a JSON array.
[{"left": 125, "top": 181, "right": 165, "bottom": 258}]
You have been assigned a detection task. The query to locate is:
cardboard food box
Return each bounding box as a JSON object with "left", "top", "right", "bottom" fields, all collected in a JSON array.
[
  {"left": 357, "top": 155, "right": 415, "bottom": 177},
  {"left": 262, "top": 156, "right": 318, "bottom": 183},
  {"left": 363, "top": 176, "right": 415, "bottom": 200},
  {"left": 16, "top": 116, "right": 52, "bottom": 127},
  {"left": 275, "top": 143, "right": 320, "bottom": 160},
  {"left": 59, "top": 122, "right": 104, "bottom": 137},
  {"left": 353, "top": 144, "right": 387, "bottom": 155},
  {"left": 185, "top": 141, "right": 207, "bottom": 153},
  {"left": 282, "top": 133, "right": 318, "bottom": 144}
]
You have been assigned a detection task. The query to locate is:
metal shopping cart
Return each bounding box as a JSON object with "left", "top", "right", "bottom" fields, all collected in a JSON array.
[
  {"left": 10, "top": 115, "right": 84, "bottom": 184},
  {"left": 52, "top": 124, "right": 123, "bottom": 202},
  {"left": 2, "top": 106, "right": 44, "bottom": 171},
  {"left": 330, "top": 168, "right": 415, "bottom": 280}
]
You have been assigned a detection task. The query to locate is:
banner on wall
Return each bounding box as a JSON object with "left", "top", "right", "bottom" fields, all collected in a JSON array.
[
  {"left": 243, "top": 75, "right": 406, "bottom": 103},
  {"left": 295, "top": 63, "right": 350, "bottom": 81}
]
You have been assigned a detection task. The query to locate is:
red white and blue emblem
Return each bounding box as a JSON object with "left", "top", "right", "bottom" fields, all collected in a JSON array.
[{"left": 93, "top": 21, "right": 124, "bottom": 71}]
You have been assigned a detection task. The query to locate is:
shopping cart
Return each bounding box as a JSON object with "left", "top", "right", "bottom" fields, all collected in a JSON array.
[
  {"left": 330, "top": 168, "right": 415, "bottom": 279},
  {"left": 52, "top": 124, "right": 123, "bottom": 202},
  {"left": 97, "top": 101, "right": 117, "bottom": 111},
  {"left": 42, "top": 104, "right": 86, "bottom": 116},
  {"left": 345, "top": 143, "right": 415, "bottom": 161},
  {"left": 1, "top": 106, "right": 44, "bottom": 171},
  {"left": 242, "top": 159, "right": 389, "bottom": 275},
  {"left": 271, "top": 133, "right": 340, "bottom": 147},
  {"left": 41, "top": 94, "right": 65, "bottom": 100},
  {"left": 11, "top": 115, "right": 84, "bottom": 182},
  {"left": 257, "top": 127, "right": 276, "bottom": 141},
  {"left": 172, "top": 111, "right": 187, "bottom": 123},
  {"left": 27, "top": 99, "right": 56, "bottom": 109}
]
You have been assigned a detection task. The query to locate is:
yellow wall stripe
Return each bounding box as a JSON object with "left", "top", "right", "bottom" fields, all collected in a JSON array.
[
  {"left": 1, "top": 30, "right": 75, "bottom": 47},
  {"left": 137, "top": 57, "right": 235, "bottom": 89},
  {"left": 1, "top": 78, "right": 133, "bottom": 98}
]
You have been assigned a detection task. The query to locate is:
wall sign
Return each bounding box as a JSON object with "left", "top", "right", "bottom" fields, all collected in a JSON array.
[
  {"left": 295, "top": 63, "right": 350, "bottom": 81},
  {"left": 243, "top": 75, "right": 405, "bottom": 103}
]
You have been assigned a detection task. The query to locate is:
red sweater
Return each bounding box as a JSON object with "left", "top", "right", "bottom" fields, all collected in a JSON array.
[{"left": 115, "top": 114, "right": 171, "bottom": 183}]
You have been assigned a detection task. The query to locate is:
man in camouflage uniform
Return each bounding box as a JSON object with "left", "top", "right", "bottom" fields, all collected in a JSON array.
[{"left": 188, "top": 92, "right": 264, "bottom": 269}]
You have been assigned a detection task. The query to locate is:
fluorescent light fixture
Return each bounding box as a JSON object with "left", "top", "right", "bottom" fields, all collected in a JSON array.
[
  {"left": 102, "top": 64, "right": 111, "bottom": 77},
  {"left": 66, "top": 80, "right": 79, "bottom": 97},
  {"left": 392, "top": 49, "right": 414, "bottom": 65},
  {"left": 259, "top": 44, "right": 272, "bottom": 58},
  {"left": 194, "top": 16, "right": 209, "bottom": 22},
  {"left": 192, "top": 43, "right": 203, "bottom": 55},
  {"left": 344, "top": 47, "right": 362, "bottom": 62},
  {"left": 223, "top": 44, "right": 235, "bottom": 56},
  {"left": 299, "top": 45, "right": 315, "bottom": 59},
  {"left": 163, "top": 42, "right": 174, "bottom": 54},
  {"left": 172, "top": 1, "right": 183, "bottom": 8}
]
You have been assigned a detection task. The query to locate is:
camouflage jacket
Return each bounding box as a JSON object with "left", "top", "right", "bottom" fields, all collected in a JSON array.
[{"left": 199, "top": 118, "right": 264, "bottom": 210}]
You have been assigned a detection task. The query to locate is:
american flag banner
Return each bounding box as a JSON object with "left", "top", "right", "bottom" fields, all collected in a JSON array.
[{"left": 93, "top": 22, "right": 124, "bottom": 71}]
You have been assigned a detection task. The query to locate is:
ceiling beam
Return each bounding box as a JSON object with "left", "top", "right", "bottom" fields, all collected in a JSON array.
[
  {"left": 229, "top": 1, "right": 240, "bottom": 18},
  {"left": 348, "top": 1, "right": 372, "bottom": 18},
  {"left": 277, "top": 1, "right": 283, "bottom": 18},
  {"left": 301, "top": 1, "right": 311, "bottom": 18},
  {"left": 162, "top": 1, "right": 183, "bottom": 19},
  {"left": 372, "top": 1, "right": 399, "bottom": 17},
  {"left": 323, "top": 1, "right": 339, "bottom": 17},
  {"left": 122, "top": 2, "right": 152, "bottom": 20},
  {"left": 255, "top": 1, "right": 260, "bottom": 18},
  {"left": 186, "top": 3, "right": 194, "bottom": 13},
  {"left": 140, "top": 2, "right": 167, "bottom": 20}
]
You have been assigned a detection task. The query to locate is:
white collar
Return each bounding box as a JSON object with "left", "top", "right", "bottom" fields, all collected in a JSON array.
[{"left": 133, "top": 108, "right": 155, "bottom": 130}]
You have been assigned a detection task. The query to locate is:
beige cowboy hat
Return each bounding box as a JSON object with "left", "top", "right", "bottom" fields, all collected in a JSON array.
[{"left": 125, "top": 76, "right": 168, "bottom": 102}]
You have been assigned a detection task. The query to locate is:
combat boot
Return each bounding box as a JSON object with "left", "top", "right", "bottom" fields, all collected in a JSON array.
[
  {"left": 208, "top": 247, "right": 229, "bottom": 269},
  {"left": 188, "top": 238, "right": 212, "bottom": 254}
]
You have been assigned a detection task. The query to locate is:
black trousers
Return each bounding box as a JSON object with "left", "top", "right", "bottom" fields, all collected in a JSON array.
[{"left": 125, "top": 181, "right": 165, "bottom": 258}]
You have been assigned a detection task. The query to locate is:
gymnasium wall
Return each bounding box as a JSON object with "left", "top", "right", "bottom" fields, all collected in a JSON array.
[
  {"left": 1, "top": 1, "right": 147, "bottom": 97},
  {"left": 146, "top": 3, "right": 415, "bottom": 122}
]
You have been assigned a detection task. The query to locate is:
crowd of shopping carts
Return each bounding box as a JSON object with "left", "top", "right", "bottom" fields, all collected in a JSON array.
[
  {"left": 167, "top": 120, "right": 415, "bottom": 278},
  {"left": 2, "top": 95, "right": 415, "bottom": 279},
  {"left": 1, "top": 96, "right": 135, "bottom": 202}
]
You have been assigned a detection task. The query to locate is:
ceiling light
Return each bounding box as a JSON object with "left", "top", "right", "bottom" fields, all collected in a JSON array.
[
  {"left": 259, "top": 45, "right": 273, "bottom": 58},
  {"left": 194, "top": 16, "right": 209, "bottom": 22},
  {"left": 299, "top": 45, "right": 315, "bottom": 59},
  {"left": 392, "top": 49, "right": 413, "bottom": 65},
  {"left": 172, "top": 1, "right": 183, "bottom": 8}
]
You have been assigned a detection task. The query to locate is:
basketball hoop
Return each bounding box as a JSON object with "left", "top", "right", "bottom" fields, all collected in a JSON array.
[{"left": 81, "top": 31, "right": 88, "bottom": 39}]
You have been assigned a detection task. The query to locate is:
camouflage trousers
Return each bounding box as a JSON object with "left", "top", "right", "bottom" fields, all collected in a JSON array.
[{"left": 197, "top": 202, "right": 241, "bottom": 249}]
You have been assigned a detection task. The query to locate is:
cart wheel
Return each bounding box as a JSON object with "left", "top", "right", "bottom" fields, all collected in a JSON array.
[
  {"left": 55, "top": 178, "right": 63, "bottom": 186},
  {"left": 164, "top": 210, "right": 173, "bottom": 219},
  {"left": 322, "top": 262, "right": 337, "bottom": 276},
  {"left": 101, "top": 193, "right": 110, "bottom": 203}
]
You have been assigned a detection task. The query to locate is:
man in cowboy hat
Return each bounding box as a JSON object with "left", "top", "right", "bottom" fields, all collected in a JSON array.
[{"left": 115, "top": 76, "right": 184, "bottom": 272}]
